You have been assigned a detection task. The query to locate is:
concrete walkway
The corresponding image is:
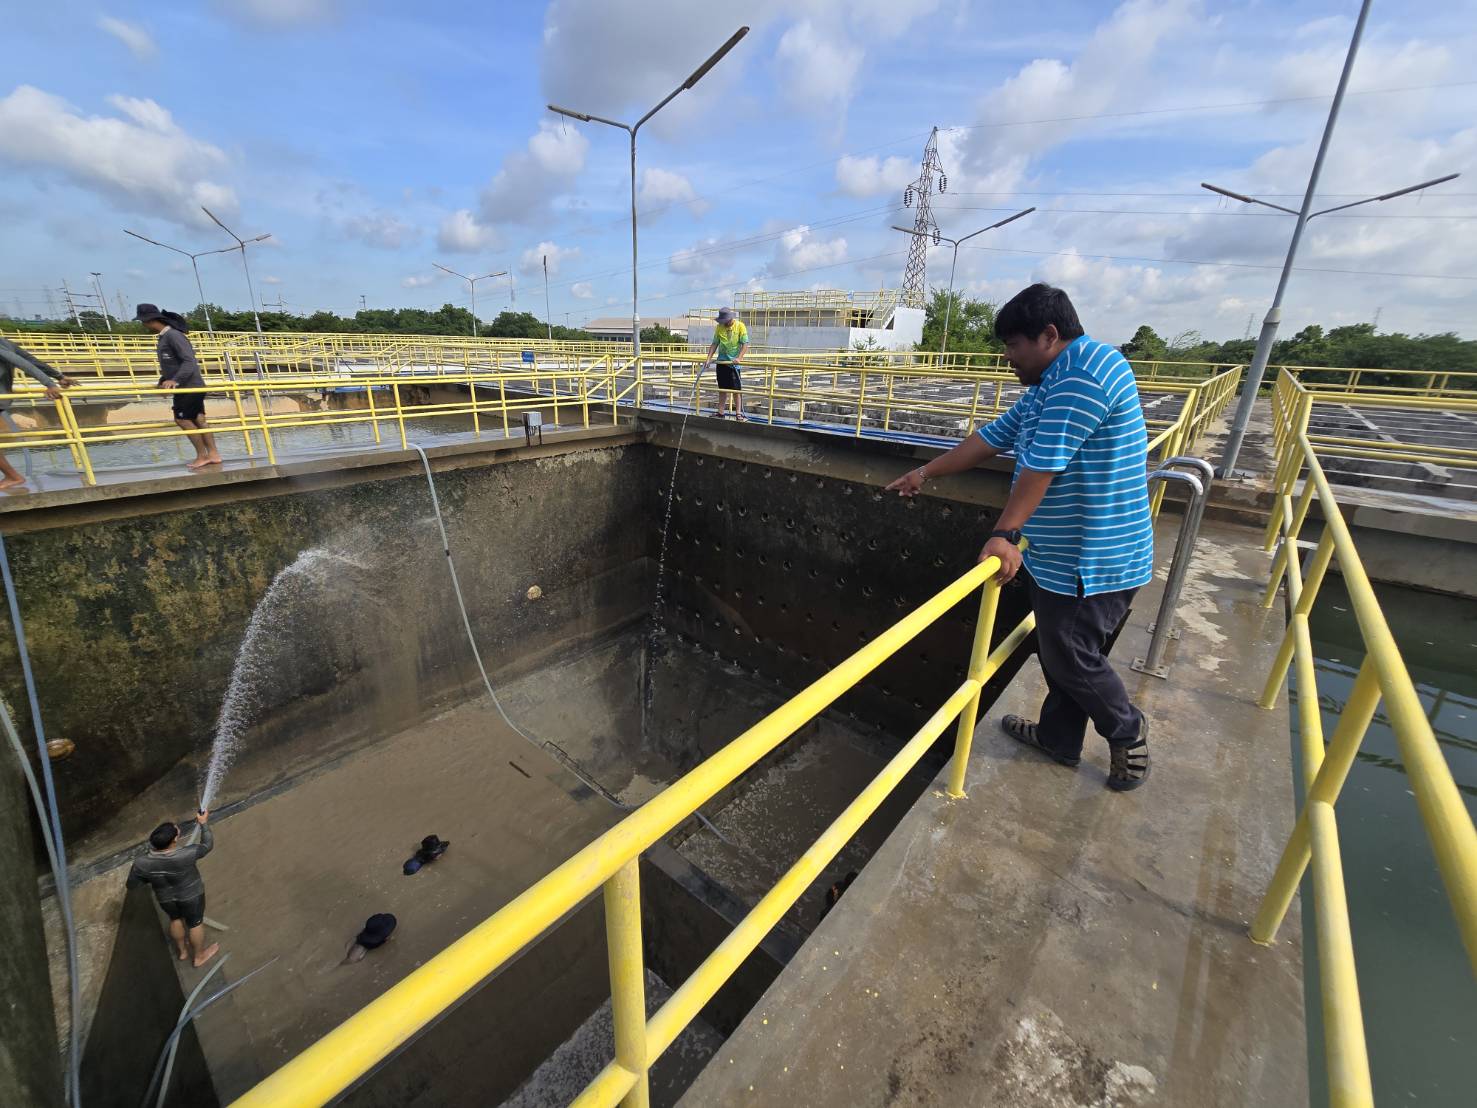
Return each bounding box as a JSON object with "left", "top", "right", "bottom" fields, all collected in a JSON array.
[{"left": 682, "top": 517, "right": 1307, "bottom": 1107}]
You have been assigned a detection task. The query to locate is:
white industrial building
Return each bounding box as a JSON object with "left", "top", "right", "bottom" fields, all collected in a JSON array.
[{"left": 686, "top": 290, "right": 924, "bottom": 352}]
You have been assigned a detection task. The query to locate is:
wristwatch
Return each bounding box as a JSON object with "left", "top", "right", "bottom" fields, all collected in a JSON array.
[{"left": 988, "top": 528, "right": 1022, "bottom": 544}]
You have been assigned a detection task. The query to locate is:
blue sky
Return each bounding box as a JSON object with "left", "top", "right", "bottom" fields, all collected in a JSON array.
[{"left": 2, "top": 0, "right": 1474, "bottom": 341}]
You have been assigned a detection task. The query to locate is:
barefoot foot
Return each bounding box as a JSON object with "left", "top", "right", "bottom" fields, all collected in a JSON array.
[
  {"left": 0, "top": 476, "right": 27, "bottom": 489},
  {"left": 192, "top": 942, "right": 220, "bottom": 968}
]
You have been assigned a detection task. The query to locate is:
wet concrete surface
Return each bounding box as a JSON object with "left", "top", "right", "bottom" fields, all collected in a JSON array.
[
  {"left": 90, "top": 698, "right": 622, "bottom": 1101},
  {"left": 681, "top": 517, "right": 1307, "bottom": 1107}
]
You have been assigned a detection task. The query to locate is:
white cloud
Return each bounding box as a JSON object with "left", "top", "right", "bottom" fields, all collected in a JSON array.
[
  {"left": 519, "top": 241, "right": 581, "bottom": 276},
  {"left": 213, "top": 0, "right": 339, "bottom": 27},
  {"left": 97, "top": 16, "right": 156, "bottom": 61},
  {"left": 957, "top": 0, "right": 1195, "bottom": 178},
  {"left": 261, "top": 275, "right": 283, "bottom": 285},
  {"left": 0, "top": 86, "right": 236, "bottom": 227},
  {"left": 767, "top": 225, "right": 847, "bottom": 276},
  {"left": 571, "top": 282, "right": 594, "bottom": 299},
  {"left": 402, "top": 273, "right": 439, "bottom": 289},
  {"left": 639, "top": 168, "right": 709, "bottom": 217},
  {"left": 477, "top": 120, "right": 589, "bottom": 225},
  {"left": 436, "top": 209, "right": 500, "bottom": 253},
  {"left": 669, "top": 235, "right": 730, "bottom": 277},
  {"left": 835, "top": 154, "right": 915, "bottom": 198},
  {"left": 775, "top": 20, "right": 863, "bottom": 122},
  {"left": 341, "top": 212, "right": 415, "bottom": 249}
]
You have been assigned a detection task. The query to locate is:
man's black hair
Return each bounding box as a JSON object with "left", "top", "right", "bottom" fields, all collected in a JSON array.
[
  {"left": 149, "top": 822, "right": 178, "bottom": 850},
  {"left": 994, "top": 283, "right": 1085, "bottom": 343}
]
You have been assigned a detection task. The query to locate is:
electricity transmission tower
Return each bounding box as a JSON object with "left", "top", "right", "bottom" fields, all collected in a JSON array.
[{"left": 900, "top": 127, "right": 947, "bottom": 309}]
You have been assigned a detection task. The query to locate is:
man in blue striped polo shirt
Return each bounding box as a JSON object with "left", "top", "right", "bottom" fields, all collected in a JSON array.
[{"left": 887, "top": 284, "right": 1151, "bottom": 790}]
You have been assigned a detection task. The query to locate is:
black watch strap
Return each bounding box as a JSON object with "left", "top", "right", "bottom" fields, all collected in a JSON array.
[{"left": 989, "top": 528, "right": 1022, "bottom": 544}]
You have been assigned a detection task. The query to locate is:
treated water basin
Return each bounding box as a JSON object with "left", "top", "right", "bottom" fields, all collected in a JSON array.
[{"left": 1299, "top": 578, "right": 1477, "bottom": 1106}]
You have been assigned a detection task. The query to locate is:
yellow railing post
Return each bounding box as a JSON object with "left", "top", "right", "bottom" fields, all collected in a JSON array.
[
  {"left": 366, "top": 382, "right": 382, "bottom": 444},
  {"left": 603, "top": 859, "right": 651, "bottom": 1108},
  {"left": 499, "top": 377, "right": 510, "bottom": 438},
  {"left": 1307, "top": 800, "right": 1375, "bottom": 1107},
  {"left": 766, "top": 363, "right": 776, "bottom": 425},
  {"left": 1252, "top": 656, "right": 1382, "bottom": 944},
  {"left": 854, "top": 369, "right": 867, "bottom": 436},
  {"left": 467, "top": 369, "right": 481, "bottom": 437},
  {"left": 883, "top": 370, "right": 895, "bottom": 431},
  {"left": 947, "top": 576, "right": 1002, "bottom": 797},
  {"left": 56, "top": 394, "right": 95, "bottom": 486},
  {"left": 392, "top": 381, "right": 408, "bottom": 450},
  {"left": 250, "top": 385, "right": 277, "bottom": 465},
  {"left": 228, "top": 381, "right": 255, "bottom": 456}
]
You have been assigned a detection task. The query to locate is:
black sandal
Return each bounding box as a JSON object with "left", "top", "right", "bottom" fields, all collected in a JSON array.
[
  {"left": 1107, "top": 738, "right": 1151, "bottom": 791},
  {"left": 1000, "top": 714, "right": 1080, "bottom": 768}
]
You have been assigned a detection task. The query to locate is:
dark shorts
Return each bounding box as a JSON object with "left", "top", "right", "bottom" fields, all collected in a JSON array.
[
  {"left": 172, "top": 390, "right": 207, "bottom": 423},
  {"left": 161, "top": 894, "right": 206, "bottom": 929},
  {"left": 714, "top": 361, "right": 742, "bottom": 392}
]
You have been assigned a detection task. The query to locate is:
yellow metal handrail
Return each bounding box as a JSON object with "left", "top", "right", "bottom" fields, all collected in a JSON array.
[
  {"left": 232, "top": 553, "right": 1035, "bottom": 1107},
  {"left": 0, "top": 355, "right": 1244, "bottom": 488},
  {"left": 228, "top": 361, "right": 1226, "bottom": 1106},
  {"left": 1253, "top": 368, "right": 1477, "bottom": 1106}
]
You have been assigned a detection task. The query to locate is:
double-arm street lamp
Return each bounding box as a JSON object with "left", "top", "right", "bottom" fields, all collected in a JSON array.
[
  {"left": 892, "top": 207, "right": 1035, "bottom": 355},
  {"left": 433, "top": 264, "right": 510, "bottom": 337},
  {"left": 123, "top": 229, "right": 237, "bottom": 334},
  {"left": 202, "top": 206, "right": 272, "bottom": 335},
  {"left": 548, "top": 27, "right": 749, "bottom": 367},
  {"left": 1200, "top": 0, "right": 1460, "bottom": 475}
]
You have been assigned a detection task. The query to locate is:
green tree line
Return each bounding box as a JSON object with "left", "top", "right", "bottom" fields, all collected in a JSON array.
[
  {"left": 0, "top": 304, "right": 600, "bottom": 341},
  {"left": 916, "top": 290, "right": 1476, "bottom": 382}
]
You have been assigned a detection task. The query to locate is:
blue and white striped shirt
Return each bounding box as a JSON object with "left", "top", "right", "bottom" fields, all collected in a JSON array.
[{"left": 978, "top": 336, "right": 1153, "bottom": 597}]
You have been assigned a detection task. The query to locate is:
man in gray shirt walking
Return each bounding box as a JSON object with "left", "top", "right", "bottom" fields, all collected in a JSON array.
[
  {"left": 0, "top": 335, "right": 78, "bottom": 489},
  {"left": 126, "top": 810, "right": 220, "bottom": 967}
]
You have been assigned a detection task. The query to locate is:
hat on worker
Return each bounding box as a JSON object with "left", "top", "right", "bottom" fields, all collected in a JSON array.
[
  {"left": 356, "top": 913, "right": 397, "bottom": 949},
  {"left": 716, "top": 307, "right": 735, "bottom": 324},
  {"left": 134, "top": 303, "right": 168, "bottom": 324}
]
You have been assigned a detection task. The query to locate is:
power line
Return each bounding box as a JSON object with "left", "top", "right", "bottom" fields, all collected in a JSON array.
[
  {"left": 934, "top": 203, "right": 1476, "bottom": 221},
  {"left": 959, "top": 242, "right": 1477, "bottom": 281},
  {"left": 941, "top": 79, "right": 1477, "bottom": 133}
]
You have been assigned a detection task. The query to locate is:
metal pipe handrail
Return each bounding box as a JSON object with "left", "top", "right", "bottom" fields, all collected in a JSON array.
[{"left": 1132, "top": 457, "right": 1213, "bottom": 678}]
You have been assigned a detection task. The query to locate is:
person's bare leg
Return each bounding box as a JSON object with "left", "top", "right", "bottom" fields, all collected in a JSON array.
[
  {"left": 0, "top": 454, "right": 26, "bottom": 489},
  {"left": 176, "top": 418, "right": 209, "bottom": 468},
  {"left": 196, "top": 416, "right": 222, "bottom": 466},
  {"left": 188, "top": 923, "right": 219, "bottom": 967},
  {"left": 169, "top": 918, "right": 189, "bottom": 961}
]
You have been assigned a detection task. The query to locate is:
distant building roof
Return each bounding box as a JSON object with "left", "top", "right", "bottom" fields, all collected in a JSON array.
[{"left": 582, "top": 316, "right": 694, "bottom": 337}]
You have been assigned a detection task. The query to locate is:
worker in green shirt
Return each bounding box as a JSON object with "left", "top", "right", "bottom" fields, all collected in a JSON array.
[{"left": 706, "top": 307, "right": 748, "bottom": 420}]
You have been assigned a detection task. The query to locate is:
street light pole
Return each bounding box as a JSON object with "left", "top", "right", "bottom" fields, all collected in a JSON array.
[
  {"left": 201, "top": 207, "right": 271, "bottom": 335},
  {"left": 549, "top": 26, "right": 749, "bottom": 371},
  {"left": 1202, "top": 0, "right": 1456, "bottom": 475},
  {"left": 893, "top": 208, "right": 1034, "bottom": 355},
  {"left": 89, "top": 272, "right": 113, "bottom": 332},
  {"left": 434, "top": 264, "right": 509, "bottom": 337},
  {"left": 125, "top": 229, "right": 237, "bottom": 334},
  {"left": 543, "top": 255, "right": 553, "bottom": 340}
]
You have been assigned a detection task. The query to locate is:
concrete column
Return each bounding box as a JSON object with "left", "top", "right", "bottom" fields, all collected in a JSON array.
[{"left": 0, "top": 750, "right": 65, "bottom": 1107}]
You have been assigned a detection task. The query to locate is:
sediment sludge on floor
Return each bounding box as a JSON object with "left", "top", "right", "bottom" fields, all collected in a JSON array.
[{"left": 3, "top": 416, "right": 1036, "bottom": 1105}]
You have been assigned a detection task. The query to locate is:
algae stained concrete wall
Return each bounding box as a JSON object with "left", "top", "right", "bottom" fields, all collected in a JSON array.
[
  {"left": 0, "top": 749, "right": 64, "bottom": 1108},
  {"left": 645, "top": 430, "right": 1033, "bottom": 748},
  {"left": 0, "top": 443, "right": 652, "bottom": 843}
]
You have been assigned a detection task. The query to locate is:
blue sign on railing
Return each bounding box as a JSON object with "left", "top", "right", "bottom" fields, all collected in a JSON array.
[{"left": 521, "top": 350, "right": 535, "bottom": 364}]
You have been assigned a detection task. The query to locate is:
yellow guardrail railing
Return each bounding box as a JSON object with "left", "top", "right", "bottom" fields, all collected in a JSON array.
[
  {"left": 0, "top": 357, "right": 628, "bottom": 485},
  {"left": 0, "top": 352, "right": 1244, "bottom": 488},
  {"left": 225, "top": 364, "right": 1221, "bottom": 1106},
  {"left": 1253, "top": 368, "right": 1477, "bottom": 1106},
  {"left": 230, "top": 553, "right": 1036, "bottom": 1108}
]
